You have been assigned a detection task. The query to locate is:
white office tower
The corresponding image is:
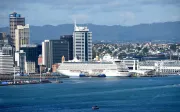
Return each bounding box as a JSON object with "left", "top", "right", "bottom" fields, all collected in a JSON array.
[
  {"left": 0, "top": 50, "right": 14, "bottom": 74},
  {"left": 15, "top": 24, "right": 30, "bottom": 51},
  {"left": 42, "top": 40, "right": 49, "bottom": 67},
  {"left": 73, "top": 23, "right": 92, "bottom": 62}
]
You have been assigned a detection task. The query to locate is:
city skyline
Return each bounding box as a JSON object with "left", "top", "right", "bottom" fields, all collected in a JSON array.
[{"left": 0, "top": 0, "right": 180, "bottom": 27}]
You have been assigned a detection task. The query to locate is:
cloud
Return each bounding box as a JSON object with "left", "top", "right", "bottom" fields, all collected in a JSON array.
[
  {"left": 71, "top": 14, "right": 89, "bottom": 23},
  {"left": 120, "top": 12, "right": 135, "bottom": 19},
  {"left": 0, "top": 0, "right": 179, "bottom": 26},
  {"left": 0, "top": 0, "right": 28, "bottom": 11},
  {"left": 119, "top": 12, "right": 136, "bottom": 25},
  {"left": 171, "top": 15, "right": 180, "bottom": 21},
  {"left": 1, "top": 0, "right": 180, "bottom": 11},
  {"left": 139, "top": 0, "right": 180, "bottom": 6}
]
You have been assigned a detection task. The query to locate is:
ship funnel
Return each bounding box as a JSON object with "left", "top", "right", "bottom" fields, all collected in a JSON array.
[{"left": 62, "top": 56, "right": 65, "bottom": 63}]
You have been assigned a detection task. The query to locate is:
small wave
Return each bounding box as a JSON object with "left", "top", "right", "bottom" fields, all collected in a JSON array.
[
  {"left": 0, "top": 99, "right": 3, "bottom": 103},
  {"left": 57, "top": 84, "right": 180, "bottom": 97},
  {"left": 14, "top": 84, "right": 180, "bottom": 101},
  {"left": 72, "top": 80, "right": 85, "bottom": 84}
]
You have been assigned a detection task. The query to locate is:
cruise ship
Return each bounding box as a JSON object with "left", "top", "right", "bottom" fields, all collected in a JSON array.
[{"left": 57, "top": 57, "right": 130, "bottom": 77}]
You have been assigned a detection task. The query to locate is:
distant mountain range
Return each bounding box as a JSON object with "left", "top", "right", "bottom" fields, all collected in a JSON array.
[{"left": 0, "top": 21, "right": 180, "bottom": 43}]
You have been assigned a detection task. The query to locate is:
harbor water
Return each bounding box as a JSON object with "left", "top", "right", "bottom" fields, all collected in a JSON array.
[{"left": 0, "top": 76, "right": 180, "bottom": 112}]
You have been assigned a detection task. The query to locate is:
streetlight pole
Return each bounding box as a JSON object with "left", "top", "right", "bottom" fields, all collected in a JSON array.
[
  {"left": 40, "top": 65, "right": 41, "bottom": 82},
  {"left": 13, "top": 65, "right": 15, "bottom": 84}
]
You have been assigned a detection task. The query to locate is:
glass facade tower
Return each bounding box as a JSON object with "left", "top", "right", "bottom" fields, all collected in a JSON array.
[{"left": 73, "top": 24, "right": 92, "bottom": 61}]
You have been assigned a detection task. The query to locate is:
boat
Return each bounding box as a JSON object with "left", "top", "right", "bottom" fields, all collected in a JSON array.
[
  {"left": 91, "top": 73, "right": 106, "bottom": 77},
  {"left": 79, "top": 72, "right": 90, "bottom": 77},
  {"left": 40, "top": 80, "right": 52, "bottom": 83},
  {"left": 92, "top": 106, "right": 99, "bottom": 110},
  {"left": 56, "top": 80, "right": 63, "bottom": 83},
  {"left": 97, "top": 74, "right": 106, "bottom": 77},
  {"left": 57, "top": 57, "right": 130, "bottom": 77}
]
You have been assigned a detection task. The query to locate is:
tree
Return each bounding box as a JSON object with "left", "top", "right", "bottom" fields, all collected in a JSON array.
[
  {"left": 136, "top": 47, "right": 141, "bottom": 51},
  {"left": 92, "top": 49, "right": 96, "bottom": 59},
  {"left": 142, "top": 47, "right": 149, "bottom": 55}
]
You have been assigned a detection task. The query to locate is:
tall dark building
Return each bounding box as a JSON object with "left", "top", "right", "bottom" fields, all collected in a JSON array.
[
  {"left": 0, "top": 32, "right": 6, "bottom": 49},
  {"left": 0, "top": 32, "right": 6, "bottom": 40},
  {"left": 20, "top": 44, "right": 42, "bottom": 71},
  {"left": 60, "top": 35, "right": 73, "bottom": 60},
  {"left": 9, "top": 12, "right": 25, "bottom": 45},
  {"left": 42, "top": 40, "right": 69, "bottom": 69},
  {"left": 0, "top": 33, "right": 12, "bottom": 46}
]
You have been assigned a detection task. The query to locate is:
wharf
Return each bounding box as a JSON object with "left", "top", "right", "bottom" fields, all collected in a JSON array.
[
  {"left": 0, "top": 80, "right": 52, "bottom": 86},
  {"left": 141, "top": 75, "right": 168, "bottom": 77},
  {"left": 129, "top": 74, "right": 169, "bottom": 77},
  {"left": 0, "top": 74, "right": 69, "bottom": 80}
]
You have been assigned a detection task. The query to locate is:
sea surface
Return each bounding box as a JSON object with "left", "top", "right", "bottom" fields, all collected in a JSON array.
[{"left": 0, "top": 76, "right": 180, "bottom": 112}]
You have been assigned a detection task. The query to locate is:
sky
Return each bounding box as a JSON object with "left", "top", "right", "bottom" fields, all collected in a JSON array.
[{"left": 0, "top": 0, "right": 180, "bottom": 27}]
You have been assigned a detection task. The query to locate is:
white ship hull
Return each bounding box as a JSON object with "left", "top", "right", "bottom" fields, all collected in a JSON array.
[{"left": 58, "top": 70, "right": 130, "bottom": 77}]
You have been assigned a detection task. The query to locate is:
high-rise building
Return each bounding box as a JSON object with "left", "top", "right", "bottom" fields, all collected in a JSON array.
[
  {"left": 4, "top": 34, "right": 12, "bottom": 46},
  {"left": 15, "top": 50, "right": 26, "bottom": 73},
  {"left": 0, "top": 51, "right": 14, "bottom": 75},
  {"left": 73, "top": 24, "right": 92, "bottom": 61},
  {"left": 2, "top": 44, "right": 14, "bottom": 56},
  {"left": 60, "top": 35, "right": 73, "bottom": 60},
  {"left": 42, "top": 40, "right": 50, "bottom": 67},
  {"left": 20, "top": 44, "right": 42, "bottom": 72},
  {"left": 42, "top": 40, "right": 69, "bottom": 69},
  {"left": 0, "top": 40, "right": 4, "bottom": 50},
  {"left": 0, "top": 32, "right": 6, "bottom": 40},
  {"left": 9, "top": 12, "right": 25, "bottom": 45},
  {"left": 15, "top": 24, "right": 30, "bottom": 51},
  {"left": 0, "top": 32, "right": 7, "bottom": 49}
]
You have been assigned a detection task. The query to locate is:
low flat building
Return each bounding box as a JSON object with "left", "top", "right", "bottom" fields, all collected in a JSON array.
[
  {"left": 138, "top": 60, "right": 180, "bottom": 75},
  {"left": 129, "top": 70, "right": 154, "bottom": 76}
]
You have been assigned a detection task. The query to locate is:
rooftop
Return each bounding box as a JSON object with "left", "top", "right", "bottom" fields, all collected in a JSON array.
[{"left": 74, "top": 22, "right": 89, "bottom": 32}]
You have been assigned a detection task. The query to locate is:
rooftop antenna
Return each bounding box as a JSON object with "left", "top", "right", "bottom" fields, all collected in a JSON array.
[
  {"left": 74, "top": 19, "right": 77, "bottom": 31},
  {"left": 74, "top": 19, "right": 77, "bottom": 27},
  {"left": 170, "top": 51, "right": 172, "bottom": 60},
  {"left": 177, "top": 49, "right": 179, "bottom": 61}
]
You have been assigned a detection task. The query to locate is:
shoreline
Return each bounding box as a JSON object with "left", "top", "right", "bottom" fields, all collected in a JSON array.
[{"left": 0, "top": 74, "right": 69, "bottom": 80}]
